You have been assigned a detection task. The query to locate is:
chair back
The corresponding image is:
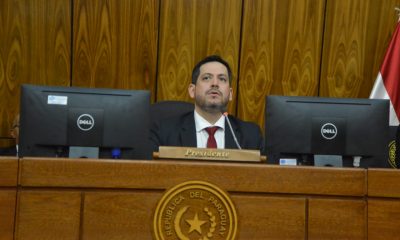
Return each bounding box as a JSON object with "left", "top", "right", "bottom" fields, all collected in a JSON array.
[{"left": 150, "top": 101, "right": 194, "bottom": 122}]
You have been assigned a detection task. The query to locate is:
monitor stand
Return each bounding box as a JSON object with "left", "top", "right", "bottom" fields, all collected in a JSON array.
[
  {"left": 314, "top": 155, "right": 343, "bottom": 167},
  {"left": 69, "top": 146, "right": 99, "bottom": 159}
]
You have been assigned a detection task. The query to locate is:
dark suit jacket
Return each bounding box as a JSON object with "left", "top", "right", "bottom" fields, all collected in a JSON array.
[{"left": 150, "top": 111, "right": 264, "bottom": 152}]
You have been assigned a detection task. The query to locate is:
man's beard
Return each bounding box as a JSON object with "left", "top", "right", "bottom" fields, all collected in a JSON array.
[{"left": 196, "top": 95, "right": 228, "bottom": 113}]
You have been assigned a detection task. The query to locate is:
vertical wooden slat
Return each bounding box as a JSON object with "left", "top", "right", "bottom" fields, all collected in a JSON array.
[
  {"left": 239, "top": 0, "right": 325, "bottom": 127},
  {"left": 72, "top": 0, "right": 159, "bottom": 99},
  {"left": 0, "top": 0, "right": 71, "bottom": 138},
  {"left": 157, "top": 0, "right": 242, "bottom": 114}
]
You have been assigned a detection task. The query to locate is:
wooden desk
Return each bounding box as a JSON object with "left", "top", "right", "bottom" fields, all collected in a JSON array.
[
  {"left": 368, "top": 168, "right": 400, "bottom": 239},
  {"left": 13, "top": 157, "right": 367, "bottom": 239},
  {"left": 0, "top": 157, "right": 18, "bottom": 240}
]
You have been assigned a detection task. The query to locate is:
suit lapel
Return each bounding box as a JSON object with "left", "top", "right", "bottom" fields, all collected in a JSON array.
[
  {"left": 225, "top": 116, "right": 241, "bottom": 149},
  {"left": 180, "top": 113, "right": 197, "bottom": 147}
]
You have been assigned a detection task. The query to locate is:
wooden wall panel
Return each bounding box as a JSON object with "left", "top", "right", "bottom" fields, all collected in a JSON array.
[
  {"left": 320, "top": 0, "right": 400, "bottom": 98},
  {"left": 72, "top": 0, "right": 159, "bottom": 98},
  {"left": 239, "top": 0, "right": 325, "bottom": 127},
  {"left": 1, "top": 0, "right": 400, "bottom": 140},
  {"left": 16, "top": 190, "right": 81, "bottom": 240},
  {"left": 0, "top": 0, "right": 70, "bottom": 140},
  {"left": 157, "top": 0, "right": 242, "bottom": 114}
]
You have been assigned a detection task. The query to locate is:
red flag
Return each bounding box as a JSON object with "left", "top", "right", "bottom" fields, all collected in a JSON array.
[{"left": 370, "top": 21, "right": 400, "bottom": 126}]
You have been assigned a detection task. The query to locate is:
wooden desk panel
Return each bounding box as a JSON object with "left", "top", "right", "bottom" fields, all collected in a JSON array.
[
  {"left": 0, "top": 157, "right": 17, "bottom": 240},
  {"left": 308, "top": 198, "right": 366, "bottom": 239},
  {"left": 368, "top": 168, "right": 400, "bottom": 198},
  {"left": 82, "top": 191, "right": 162, "bottom": 240},
  {"left": 15, "top": 190, "right": 81, "bottom": 240},
  {"left": 368, "top": 199, "right": 400, "bottom": 239},
  {"left": 14, "top": 158, "right": 369, "bottom": 239},
  {"left": 19, "top": 158, "right": 366, "bottom": 196},
  {"left": 0, "top": 157, "right": 18, "bottom": 186},
  {"left": 233, "top": 195, "right": 306, "bottom": 239},
  {"left": 0, "top": 190, "right": 16, "bottom": 240}
]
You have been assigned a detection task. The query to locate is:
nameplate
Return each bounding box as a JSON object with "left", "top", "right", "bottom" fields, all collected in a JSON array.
[{"left": 154, "top": 146, "right": 264, "bottom": 163}]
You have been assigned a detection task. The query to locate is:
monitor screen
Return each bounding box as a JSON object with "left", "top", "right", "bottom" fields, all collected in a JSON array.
[
  {"left": 19, "top": 84, "right": 151, "bottom": 159},
  {"left": 265, "top": 95, "right": 390, "bottom": 167}
]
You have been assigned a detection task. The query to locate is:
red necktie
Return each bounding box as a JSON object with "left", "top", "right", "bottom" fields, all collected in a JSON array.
[{"left": 205, "top": 126, "right": 219, "bottom": 148}]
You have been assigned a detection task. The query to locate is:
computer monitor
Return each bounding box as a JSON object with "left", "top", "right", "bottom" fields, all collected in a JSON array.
[
  {"left": 19, "top": 84, "right": 151, "bottom": 159},
  {"left": 265, "top": 95, "right": 390, "bottom": 167}
]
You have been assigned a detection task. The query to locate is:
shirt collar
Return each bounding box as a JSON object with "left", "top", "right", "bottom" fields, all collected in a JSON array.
[{"left": 194, "top": 110, "right": 225, "bottom": 133}]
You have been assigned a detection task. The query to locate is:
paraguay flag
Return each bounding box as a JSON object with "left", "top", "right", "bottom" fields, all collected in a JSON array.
[{"left": 370, "top": 21, "right": 400, "bottom": 126}]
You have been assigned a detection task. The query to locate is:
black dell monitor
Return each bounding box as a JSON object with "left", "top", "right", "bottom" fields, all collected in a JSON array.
[
  {"left": 19, "top": 84, "right": 151, "bottom": 159},
  {"left": 265, "top": 95, "right": 390, "bottom": 168}
]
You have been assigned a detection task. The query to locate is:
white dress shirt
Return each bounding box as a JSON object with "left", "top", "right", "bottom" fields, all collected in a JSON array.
[{"left": 194, "top": 111, "right": 225, "bottom": 148}]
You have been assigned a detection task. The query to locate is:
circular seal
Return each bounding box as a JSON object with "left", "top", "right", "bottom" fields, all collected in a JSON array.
[
  {"left": 388, "top": 140, "right": 397, "bottom": 168},
  {"left": 153, "top": 181, "right": 238, "bottom": 240}
]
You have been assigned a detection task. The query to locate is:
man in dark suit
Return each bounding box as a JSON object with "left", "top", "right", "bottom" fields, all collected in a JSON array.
[{"left": 150, "top": 55, "right": 264, "bottom": 152}]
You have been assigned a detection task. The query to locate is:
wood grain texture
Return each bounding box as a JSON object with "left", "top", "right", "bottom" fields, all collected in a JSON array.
[
  {"left": 368, "top": 168, "right": 400, "bottom": 197},
  {"left": 82, "top": 191, "right": 162, "bottom": 240},
  {"left": 368, "top": 199, "right": 400, "bottom": 239},
  {"left": 0, "top": 0, "right": 70, "bottom": 138},
  {"left": 73, "top": 0, "right": 159, "bottom": 96},
  {"left": 233, "top": 195, "right": 306, "bottom": 239},
  {"left": 19, "top": 158, "right": 366, "bottom": 196},
  {"left": 157, "top": 0, "right": 242, "bottom": 114},
  {"left": 16, "top": 190, "right": 81, "bottom": 240},
  {"left": 0, "top": 157, "right": 18, "bottom": 186},
  {"left": 320, "top": 0, "right": 400, "bottom": 98},
  {"left": 0, "top": 190, "right": 16, "bottom": 240},
  {"left": 13, "top": 157, "right": 400, "bottom": 239},
  {"left": 308, "top": 198, "right": 366, "bottom": 239},
  {"left": 239, "top": 0, "right": 325, "bottom": 126}
]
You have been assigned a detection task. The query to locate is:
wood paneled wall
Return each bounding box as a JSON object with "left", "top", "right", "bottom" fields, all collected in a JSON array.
[{"left": 1, "top": 0, "right": 400, "bottom": 144}]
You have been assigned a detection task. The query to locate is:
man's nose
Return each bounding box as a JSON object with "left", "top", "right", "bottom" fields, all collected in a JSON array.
[{"left": 210, "top": 77, "right": 219, "bottom": 86}]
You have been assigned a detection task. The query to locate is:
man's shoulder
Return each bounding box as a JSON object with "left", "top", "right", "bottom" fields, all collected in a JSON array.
[
  {"left": 229, "top": 115, "right": 261, "bottom": 131},
  {"left": 155, "top": 111, "right": 194, "bottom": 131}
]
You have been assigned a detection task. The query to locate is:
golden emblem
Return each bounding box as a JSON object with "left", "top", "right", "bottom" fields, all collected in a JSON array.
[
  {"left": 153, "top": 181, "right": 238, "bottom": 240},
  {"left": 388, "top": 140, "right": 397, "bottom": 168}
]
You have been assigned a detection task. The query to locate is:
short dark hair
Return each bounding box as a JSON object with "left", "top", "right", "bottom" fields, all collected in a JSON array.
[{"left": 191, "top": 55, "right": 232, "bottom": 85}]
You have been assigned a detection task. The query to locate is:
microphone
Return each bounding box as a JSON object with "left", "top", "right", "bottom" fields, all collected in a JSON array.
[{"left": 223, "top": 112, "right": 242, "bottom": 150}]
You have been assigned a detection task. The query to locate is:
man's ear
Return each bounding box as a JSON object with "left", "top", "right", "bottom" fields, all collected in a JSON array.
[
  {"left": 229, "top": 87, "right": 233, "bottom": 101},
  {"left": 188, "top": 83, "right": 196, "bottom": 99}
]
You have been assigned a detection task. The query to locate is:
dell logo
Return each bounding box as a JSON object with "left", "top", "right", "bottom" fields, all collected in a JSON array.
[
  {"left": 77, "top": 114, "right": 95, "bottom": 131},
  {"left": 321, "top": 123, "right": 337, "bottom": 140}
]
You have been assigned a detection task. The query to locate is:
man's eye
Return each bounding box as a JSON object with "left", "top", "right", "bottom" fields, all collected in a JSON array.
[
  {"left": 203, "top": 76, "right": 211, "bottom": 80},
  {"left": 220, "top": 77, "right": 227, "bottom": 82}
]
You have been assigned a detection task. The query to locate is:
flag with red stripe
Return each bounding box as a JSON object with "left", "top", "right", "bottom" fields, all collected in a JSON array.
[{"left": 370, "top": 21, "right": 400, "bottom": 126}]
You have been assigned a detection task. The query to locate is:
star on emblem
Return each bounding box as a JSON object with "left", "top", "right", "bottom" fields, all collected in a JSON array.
[{"left": 186, "top": 212, "right": 206, "bottom": 234}]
